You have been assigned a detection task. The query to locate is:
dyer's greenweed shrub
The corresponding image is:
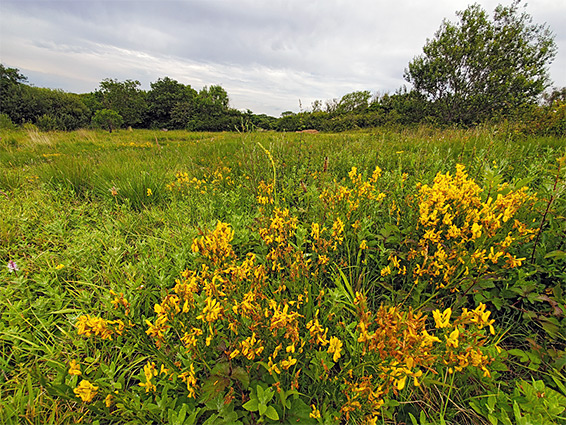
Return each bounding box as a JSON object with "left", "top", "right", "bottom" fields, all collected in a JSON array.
[{"left": 55, "top": 163, "right": 543, "bottom": 424}]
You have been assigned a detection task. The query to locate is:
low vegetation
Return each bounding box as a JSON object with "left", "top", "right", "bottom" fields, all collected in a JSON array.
[{"left": 1, "top": 126, "right": 564, "bottom": 424}]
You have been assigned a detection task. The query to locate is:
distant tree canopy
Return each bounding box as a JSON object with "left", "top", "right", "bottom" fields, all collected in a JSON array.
[
  {"left": 404, "top": 1, "right": 557, "bottom": 124},
  {"left": 145, "top": 77, "right": 197, "bottom": 129}
]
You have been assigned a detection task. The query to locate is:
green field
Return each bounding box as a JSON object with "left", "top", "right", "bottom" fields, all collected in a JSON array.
[{"left": 1, "top": 127, "right": 565, "bottom": 424}]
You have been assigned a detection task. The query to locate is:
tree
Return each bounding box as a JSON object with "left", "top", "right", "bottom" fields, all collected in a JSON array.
[
  {"left": 95, "top": 79, "right": 147, "bottom": 127},
  {"left": 145, "top": 77, "right": 197, "bottom": 129},
  {"left": 404, "top": 1, "right": 557, "bottom": 124},
  {"left": 92, "top": 109, "right": 123, "bottom": 132},
  {"left": 336, "top": 90, "right": 372, "bottom": 114}
]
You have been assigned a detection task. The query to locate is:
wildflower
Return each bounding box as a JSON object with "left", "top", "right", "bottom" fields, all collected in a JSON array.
[
  {"left": 76, "top": 315, "right": 125, "bottom": 339},
  {"left": 196, "top": 297, "right": 223, "bottom": 323},
  {"left": 68, "top": 359, "right": 81, "bottom": 376},
  {"left": 146, "top": 188, "right": 152, "bottom": 196},
  {"left": 421, "top": 329, "right": 441, "bottom": 346},
  {"left": 446, "top": 328, "right": 459, "bottom": 348},
  {"left": 396, "top": 375, "right": 407, "bottom": 391},
  {"left": 471, "top": 222, "right": 482, "bottom": 239},
  {"left": 109, "top": 186, "right": 118, "bottom": 196},
  {"left": 461, "top": 303, "right": 495, "bottom": 334},
  {"left": 432, "top": 308, "right": 452, "bottom": 328},
  {"left": 280, "top": 355, "right": 297, "bottom": 370},
  {"left": 504, "top": 254, "right": 525, "bottom": 268},
  {"left": 310, "top": 404, "right": 321, "bottom": 419},
  {"left": 327, "top": 336, "right": 343, "bottom": 362},
  {"left": 104, "top": 394, "right": 114, "bottom": 408},
  {"left": 178, "top": 364, "right": 198, "bottom": 398},
  {"left": 55, "top": 263, "right": 65, "bottom": 270},
  {"left": 139, "top": 362, "right": 158, "bottom": 392},
  {"left": 74, "top": 380, "right": 98, "bottom": 402},
  {"left": 7, "top": 260, "right": 18, "bottom": 273},
  {"left": 160, "top": 364, "right": 170, "bottom": 376},
  {"left": 360, "top": 240, "right": 368, "bottom": 250}
]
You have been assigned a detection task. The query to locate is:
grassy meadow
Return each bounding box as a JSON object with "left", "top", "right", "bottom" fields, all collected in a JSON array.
[{"left": 0, "top": 126, "right": 565, "bottom": 424}]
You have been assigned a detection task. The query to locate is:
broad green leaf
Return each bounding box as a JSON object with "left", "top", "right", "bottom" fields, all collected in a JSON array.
[
  {"left": 242, "top": 399, "right": 258, "bottom": 412},
  {"left": 265, "top": 405, "right": 279, "bottom": 421}
]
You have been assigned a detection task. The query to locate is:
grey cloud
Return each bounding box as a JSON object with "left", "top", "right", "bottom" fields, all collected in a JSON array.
[{"left": 1, "top": 0, "right": 565, "bottom": 115}]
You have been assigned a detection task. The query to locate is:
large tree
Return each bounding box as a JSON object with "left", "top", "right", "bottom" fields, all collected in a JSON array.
[
  {"left": 404, "top": 1, "right": 557, "bottom": 124},
  {"left": 94, "top": 78, "right": 147, "bottom": 128},
  {"left": 145, "top": 77, "right": 197, "bottom": 129}
]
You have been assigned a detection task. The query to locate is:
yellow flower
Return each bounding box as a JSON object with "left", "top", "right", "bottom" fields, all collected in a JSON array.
[
  {"left": 68, "top": 359, "right": 81, "bottom": 376},
  {"left": 432, "top": 308, "right": 452, "bottom": 328},
  {"left": 396, "top": 375, "right": 407, "bottom": 391},
  {"left": 280, "top": 355, "right": 297, "bottom": 370},
  {"left": 446, "top": 328, "right": 460, "bottom": 348},
  {"left": 105, "top": 394, "right": 114, "bottom": 407},
  {"left": 178, "top": 363, "right": 198, "bottom": 398},
  {"left": 359, "top": 240, "right": 368, "bottom": 250},
  {"left": 74, "top": 380, "right": 98, "bottom": 402},
  {"left": 196, "top": 297, "right": 223, "bottom": 323},
  {"left": 327, "top": 336, "right": 343, "bottom": 362},
  {"left": 139, "top": 362, "right": 158, "bottom": 392},
  {"left": 504, "top": 254, "right": 525, "bottom": 268},
  {"left": 310, "top": 404, "right": 321, "bottom": 419},
  {"left": 471, "top": 222, "right": 482, "bottom": 239},
  {"left": 55, "top": 263, "right": 65, "bottom": 270},
  {"left": 146, "top": 188, "right": 152, "bottom": 196},
  {"left": 421, "top": 329, "right": 441, "bottom": 346}
]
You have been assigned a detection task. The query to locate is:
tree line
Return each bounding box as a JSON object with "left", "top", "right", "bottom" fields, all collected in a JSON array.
[
  {"left": 0, "top": 1, "right": 564, "bottom": 134},
  {"left": 0, "top": 69, "right": 276, "bottom": 132}
]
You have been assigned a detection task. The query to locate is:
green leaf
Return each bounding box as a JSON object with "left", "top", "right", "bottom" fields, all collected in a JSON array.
[
  {"left": 242, "top": 398, "right": 258, "bottom": 412},
  {"left": 539, "top": 317, "right": 560, "bottom": 339},
  {"left": 231, "top": 367, "right": 249, "bottom": 388},
  {"left": 256, "top": 385, "right": 265, "bottom": 402},
  {"left": 488, "top": 413, "right": 498, "bottom": 425},
  {"left": 288, "top": 398, "right": 314, "bottom": 420},
  {"left": 200, "top": 376, "right": 229, "bottom": 402},
  {"left": 264, "top": 405, "right": 279, "bottom": 421},
  {"left": 409, "top": 412, "right": 419, "bottom": 425},
  {"left": 544, "top": 250, "right": 566, "bottom": 260},
  {"left": 258, "top": 402, "right": 267, "bottom": 416},
  {"left": 210, "top": 361, "right": 230, "bottom": 377},
  {"left": 507, "top": 349, "right": 529, "bottom": 362}
]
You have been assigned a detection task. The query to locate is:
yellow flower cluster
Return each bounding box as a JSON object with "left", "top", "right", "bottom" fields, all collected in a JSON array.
[
  {"left": 257, "top": 179, "right": 274, "bottom": 205},
  {"left": 384, "top": 164, "right": 536, "bottom": 290},
  {"left": 258, "top": 207, "right": 301, "bottom": 273},
  {"left": 76, "top": 315, "right": 126, "bottom": 340},
  {"left": 191, "top": 221, "right": 236, "bottom": 266},
  {"left": 139, "top": 361, "right": 158, "bottom": 392},
  {"left": 431, "top": 304, "right": 494, "bottom": 377},
  {"left": 73, "top": 169, "right": 502, "bottom": 422},
  {"left": 320, "top": 166, "right": 386, "bottom": 219},
  {"left": 138, "top": 223, "right": 349, "bottom": 403},
  {"left": 110, "top": 290, "right": 130, "bottom": 315},
  {"left": 347, "top": 292, "right": 494, "bottom": 421},
  {"left": 166, "top": 166, "right": 234, "bottom": 194},
  {"left": 74, "top": 380, "right": 98, "bottom": 402}
]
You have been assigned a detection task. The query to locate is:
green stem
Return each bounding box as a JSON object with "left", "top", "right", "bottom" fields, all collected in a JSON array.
[{"left": 257, "top": 142, "right": 277, "bottom": 205}]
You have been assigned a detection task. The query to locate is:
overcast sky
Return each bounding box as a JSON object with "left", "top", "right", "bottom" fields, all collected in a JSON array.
[{"left": 1, "top": 0, "right": 565, "bottom": 116}]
